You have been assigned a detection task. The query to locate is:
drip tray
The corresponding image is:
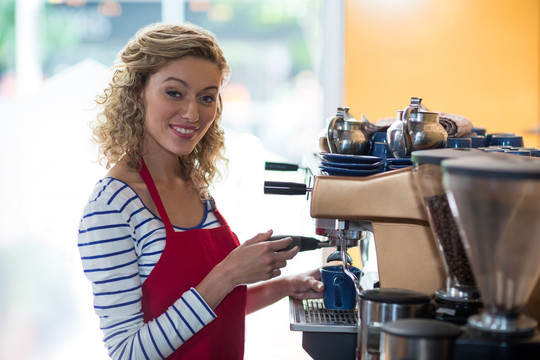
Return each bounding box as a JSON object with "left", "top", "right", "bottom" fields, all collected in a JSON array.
[{"left": 289, "top": 297, "right": 358, "bottom": 333}]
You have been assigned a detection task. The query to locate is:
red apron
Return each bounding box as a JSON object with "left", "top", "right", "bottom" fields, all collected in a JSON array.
[{"left": 139, "top": 159, "right": 246, "bottom": 359}]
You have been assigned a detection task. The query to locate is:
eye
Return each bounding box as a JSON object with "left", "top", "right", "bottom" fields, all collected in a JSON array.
[
  {"left": 166, "top": 90, "right": 181, "bottom": 98},
  {"left": 199, "top": 95, "right": 216, "bottom": 104}
]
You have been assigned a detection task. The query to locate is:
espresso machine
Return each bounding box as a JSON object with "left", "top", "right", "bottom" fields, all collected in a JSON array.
[
  {"left": 441, "top": 153, "right": 540, "bottom": 359},
  {"left": 264, "top": 155, "right": 446, "bottom": 360},
  {"left": 265, "top": 152, "right": 540, "bottom": 360}
]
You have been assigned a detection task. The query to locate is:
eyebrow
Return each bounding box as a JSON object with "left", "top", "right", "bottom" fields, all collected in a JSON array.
[{"left": 163, "top": 76, "right": 219, "bottom": 91}]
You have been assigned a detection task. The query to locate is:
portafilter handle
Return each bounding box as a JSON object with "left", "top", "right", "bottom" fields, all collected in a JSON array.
[
  {"left": 267, "top": 235, "right": 332, "bottom": 252},
  {"left": 263, "top": 181, "right": 312, "bottom": 195}
]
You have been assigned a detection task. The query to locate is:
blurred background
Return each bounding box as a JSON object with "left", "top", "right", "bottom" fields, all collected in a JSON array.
[
  {"left": 0, "top": 0, "right": 539, "bottom": 359},
  {"left": 0, "top": 1, "right": 335, "bottom": 359}
]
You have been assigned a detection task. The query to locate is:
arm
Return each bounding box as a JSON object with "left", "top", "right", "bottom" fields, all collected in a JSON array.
[
  {"left": 78, "top": 180, "right": 215, "bottom": 360},
  {"left": 246, "top": 269, "right": 324, "bottom": 314}
]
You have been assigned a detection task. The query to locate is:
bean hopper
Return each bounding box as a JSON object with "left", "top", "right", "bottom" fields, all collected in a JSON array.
[
  {"left": 410, "top": 148, "right": 484, "bottom": 324},
  {"left": 442, "top": 153, "right": 540, "bottom": 359}
]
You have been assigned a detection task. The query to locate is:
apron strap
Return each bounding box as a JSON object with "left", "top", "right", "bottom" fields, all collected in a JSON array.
[
  {"left": 207, "top": 196, "right": 228, "bottom": 227},
  {"left": 139, "top": 158, "right": 174, "bottom": 232}
]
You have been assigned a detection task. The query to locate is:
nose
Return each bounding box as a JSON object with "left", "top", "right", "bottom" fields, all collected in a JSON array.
[{"left": 183, "top": 98, "right": 199, "bottom": 122}]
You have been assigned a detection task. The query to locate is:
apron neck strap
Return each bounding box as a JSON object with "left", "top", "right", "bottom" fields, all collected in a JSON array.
[{"left": 138, "top": 158, "right": 174, "bottom": 232}]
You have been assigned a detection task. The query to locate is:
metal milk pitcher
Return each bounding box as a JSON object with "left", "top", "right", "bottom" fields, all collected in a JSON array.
[
  {"left": 387, "top": 97, "right": 447, "bottom": 158},
  {"left": 327, "top": 107, "right": 371, "bottom": 155}
]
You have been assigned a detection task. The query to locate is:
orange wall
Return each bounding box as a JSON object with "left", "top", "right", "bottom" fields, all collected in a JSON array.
[{"left": 344, "top": 0, "right": 540, "bottom": 147}]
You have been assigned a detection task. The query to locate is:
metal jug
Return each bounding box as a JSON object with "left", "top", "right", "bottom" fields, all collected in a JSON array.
[
  {"left": 327, "top": 107, "right": 371, "bottom": 155},
  {"left": 387, "top": 98, "right": 447, "bottom": 158}
]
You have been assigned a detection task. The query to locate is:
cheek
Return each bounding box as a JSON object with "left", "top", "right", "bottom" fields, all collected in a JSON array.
[
  {"left": 198, "top": 116, "right": 217, "bottom": 140},
  {"left": 145, "top": 100, "right": 176, "bottom": 123},
  {"left": 198, "top": 104, "right": 217, "bottom": 122},
  {"left": 202, "top": 119, "right": 216, "bottom": 135},
  {"left": 203, "top": 104, "right": 219, "bottom": 121}
]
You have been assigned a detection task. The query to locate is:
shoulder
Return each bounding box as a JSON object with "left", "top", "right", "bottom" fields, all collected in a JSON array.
[
  {"left": 86, "top": 159, "right": 145, "bottom": 209},
  {"left": 86, "top": 177, "right": 137, "bottom": 208},
  {"left": 82, "top": 177, "right": 151, "bottom": 229},
  {"left": 79, "top": 177, "right": 162, "bottom": 248}
]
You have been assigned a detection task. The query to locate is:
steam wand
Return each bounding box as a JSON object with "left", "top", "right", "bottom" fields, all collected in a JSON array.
[{"left": 339, "top": 231, "right": 363, "bottom": 295}]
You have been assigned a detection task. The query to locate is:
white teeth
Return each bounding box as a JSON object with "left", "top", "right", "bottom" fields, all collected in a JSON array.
[{"left": 172, "top": 126, "right": 195, "bottom": 135}]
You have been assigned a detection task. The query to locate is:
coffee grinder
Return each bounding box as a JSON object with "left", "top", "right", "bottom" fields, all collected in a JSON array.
[
  {"left": 442, "top": 153, "right": 540, "bottom": 359},
  {"left": 411, "top": 148, "right": 483, "bottom": 324}
]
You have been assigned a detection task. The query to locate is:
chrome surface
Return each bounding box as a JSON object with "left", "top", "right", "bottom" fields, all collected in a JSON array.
[
  {"left": 327, "top": 107, "right": 371, "bottom": 155},
  {"left": 359, "top": 298, "right": 430, "bottom": 360},
  {"left": 387, "top": 97, "right": 447, "bottom": 158}
]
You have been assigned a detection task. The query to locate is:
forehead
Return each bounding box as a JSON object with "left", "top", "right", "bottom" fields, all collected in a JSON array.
[{"left": 151, "top": 56, "right": 222, "bottom": 87}]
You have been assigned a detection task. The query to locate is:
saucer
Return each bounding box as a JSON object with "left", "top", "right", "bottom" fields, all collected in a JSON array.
[
  {"left": 319, "top": 152, "right": 382, "bottom": 164},
  {"left": 386, "top": 165, "right": 412, "bottom": 170},
  {"left": 320, "top": 160, "right": 384, "bottom": 170},
  {"left": 386, "top": 158, "right": 412, "bottom": 166},
  {"left": 320, "top": 165, "right": 384, "bottom": 177}
]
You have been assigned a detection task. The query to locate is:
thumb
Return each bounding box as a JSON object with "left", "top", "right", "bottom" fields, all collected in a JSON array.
[
  {"left": 313, "top": 280, "right": 324, "bottom": 292},
  {"left": 308, "top": 277, "right": 324, "bottom": 292}
]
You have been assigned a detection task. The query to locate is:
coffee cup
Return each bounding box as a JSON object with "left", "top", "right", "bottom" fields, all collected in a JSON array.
[
  {"left": 371, "top": 131, "right": 388, "bottom": 144},
  {"left": 445, "top": 137, "right": 472, "bottom": 148},
  {"left": 371, "top": 141, "right": 395, "bottom": 160},
  {"left": 489, "top": 134, "right": 524, "bottom": 147},
  {"left": 320, "top": 265, "right": 361, "bottom": 310},
  {"left": 465, "top": 135, "right": 485, "bottom": 148}
]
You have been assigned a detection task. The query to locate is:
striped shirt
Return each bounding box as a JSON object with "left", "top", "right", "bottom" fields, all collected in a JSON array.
[{"left": 78, "top": 177, "right": 221, "bottom": 359}]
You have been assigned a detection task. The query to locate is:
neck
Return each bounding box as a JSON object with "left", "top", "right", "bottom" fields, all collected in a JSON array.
[{"left": 142, "top": 151, "right": 184, "bottom": 185}]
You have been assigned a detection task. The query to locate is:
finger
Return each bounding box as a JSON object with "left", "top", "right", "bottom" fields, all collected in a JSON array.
[
  {"left": 291, "top": 290, "right": 324, "bottom": 300},
  {"left": 273, "top": 245, "right": 299, "bottom": 261},
  {"left": 308, "top": 279, "right": 324, "bottom": 292},
  {"left": 271, "top": 268, "right": 281, "bottom": 278},
  {"left": 273, "top": 259, "right": 288, "bottom": 269},
  {"left": 266, "top": 237, "right": 293, "bottom": 252},
  {"left": 243, "top": 230, "right": 273, "bottom": 245}
]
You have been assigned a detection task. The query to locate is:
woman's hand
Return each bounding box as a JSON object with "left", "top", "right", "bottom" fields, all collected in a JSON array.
[
  {"left": 223, "top": 229, "right": 299, "bottom": 285},
  {"left": 246, "top": 268, "right": 324, "bottom": 313},
  {"left": 196, "top": 230, "right": 299, "bottom": 309},
  {"left": 285, "top": 268, "right": 324, "bottom": 300}
]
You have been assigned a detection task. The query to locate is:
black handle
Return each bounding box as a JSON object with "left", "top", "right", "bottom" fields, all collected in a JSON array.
[
  {"left": 267, "top": 235, "right": 324, "bottom": 252},
  {"left": 264, "top": 181, "right": 307, "bottom": 195},
  {"left": 265, "top": 162, "right": 299, "bottom": 171}
]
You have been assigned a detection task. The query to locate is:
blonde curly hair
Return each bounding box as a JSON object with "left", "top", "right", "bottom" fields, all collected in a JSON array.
[{"left": 92, "top": 22, "right": 230, "bottom": 193}]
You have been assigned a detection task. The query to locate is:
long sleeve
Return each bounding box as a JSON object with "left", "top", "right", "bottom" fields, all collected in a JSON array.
[{"left": 77, "top": 178, "right": 216, "bottom": 359}]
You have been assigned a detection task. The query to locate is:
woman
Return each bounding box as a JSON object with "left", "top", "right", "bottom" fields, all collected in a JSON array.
[{"left": 78, "top": 23, "right": 323, "bottom": 360}]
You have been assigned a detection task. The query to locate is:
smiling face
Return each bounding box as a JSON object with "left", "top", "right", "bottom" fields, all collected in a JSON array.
[{"left": 140, "top": 56, "right": 222, "bottom": 161}]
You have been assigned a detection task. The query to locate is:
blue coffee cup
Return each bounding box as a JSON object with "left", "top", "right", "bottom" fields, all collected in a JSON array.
[
  {"left": 371, "top": 132, "right": 388, "bottom": 144},
  {"left": 371, "top": 141, "right": 395, "bottom": 168},
  {"left": 485, "top": 132, "right": 516, "bottom": 146},
  {"left": 471, "top": 127, "right": 486, "bottom": 136},
  {"left": 465, "top": 135, "right": 486, "bottom": 148},
  {"left": 445, "top": 137, "right": 472, "bottom": 148},
  {"left": 489, "top": 134, "right": 524, "bottom": 147},
  {"left": 321, "top": 265, "right": 361, "bottom": 310}
]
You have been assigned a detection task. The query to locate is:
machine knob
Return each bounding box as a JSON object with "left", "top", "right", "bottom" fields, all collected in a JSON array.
[{"left": 264, "top": 162, "right": 300, "bottom": 171}]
